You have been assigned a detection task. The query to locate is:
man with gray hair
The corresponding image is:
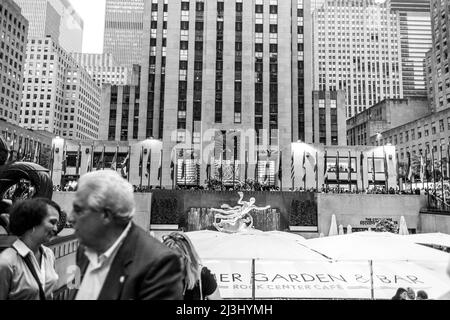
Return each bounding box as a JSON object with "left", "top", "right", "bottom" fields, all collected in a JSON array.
[{"left": 68, "top": 170, "right": 183, "bottom": 300}]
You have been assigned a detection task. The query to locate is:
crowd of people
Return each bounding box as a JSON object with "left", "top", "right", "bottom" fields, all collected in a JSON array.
[
  {"left": 392, "top": 287, "right": 429, "bottom": 300},
  {"left": 0, "top": 170, "right": 221, "bottom": 301}
]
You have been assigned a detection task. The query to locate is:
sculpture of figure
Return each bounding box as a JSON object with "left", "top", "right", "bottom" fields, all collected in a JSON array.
[{"left": 211, "top": 192, "right": 271, "bottom": 233}]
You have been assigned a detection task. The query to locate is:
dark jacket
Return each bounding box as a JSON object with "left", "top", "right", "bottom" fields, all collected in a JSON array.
[{"left": 69, "top": 223, "right": 183, "bottom": 300}]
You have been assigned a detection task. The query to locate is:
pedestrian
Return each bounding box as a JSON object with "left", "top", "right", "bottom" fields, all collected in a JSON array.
[
  {"left": 0, "top": 198, "right": 60, "bottom": 300},
  {"left": 391, "top": 287, "right": 408, "bottom": 300},
  {"left": 416, "top": 290, "right": 428, "bottom": 300},
  {"left": 406, "top": 287, "right": 416, "bottom": 300},
  {"left": 68, "top": 170, "right": 183, "bottom": 300},
  {"left": 163, "top": 232, "right": 221, "bottom": 300}
]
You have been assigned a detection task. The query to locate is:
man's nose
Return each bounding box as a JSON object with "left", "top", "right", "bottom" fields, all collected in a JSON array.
[{"left": 68, "top": 211, "right": 77, "bottom": 225}]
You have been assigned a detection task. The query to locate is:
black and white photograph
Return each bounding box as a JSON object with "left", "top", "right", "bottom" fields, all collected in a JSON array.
[{"left": 1, "top": 0, "right": 450, "bottom": 309}]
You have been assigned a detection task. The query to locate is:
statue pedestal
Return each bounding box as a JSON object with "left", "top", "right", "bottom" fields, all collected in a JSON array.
[{"left": 186, "top": 208, "right": 280, "bottom": 232}]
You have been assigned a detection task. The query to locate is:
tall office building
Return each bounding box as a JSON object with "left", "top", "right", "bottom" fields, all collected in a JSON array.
[
  {"left": 313, "top": 0, "right": 403, "bottom": 118},
  {"left": 389, "top": 0, "right": 432, "bottom": 98},
  {"left": 20, "top": 37, "right": 101, "bottom": 140},
  {"left": 14, "top": 0, "right": 83, "bottom": 52},
  {"left": 14, "top": 0, "right": 60, "bottom": 42},
  {"left": 427, "top": 0, "right": 450, "bottom": 112},
  {"left": 101, "top": 0, "right": 315, "bottom": 188},
  {"left": 71, "top": 53, "right": 132, "bottom": 86},
  {"left": 0, "top": 0, "right": 28, "bottom": 125},
  {"left": 103, "top": 0, "right": 145, "bottom": 67}
]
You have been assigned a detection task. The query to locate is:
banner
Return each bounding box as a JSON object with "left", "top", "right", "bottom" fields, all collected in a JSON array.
[{"left": 204, "top": 259, "right": 450, "bottom": 300}]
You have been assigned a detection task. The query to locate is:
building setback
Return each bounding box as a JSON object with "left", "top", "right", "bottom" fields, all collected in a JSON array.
[
  {"left": 313, "top": 0, "right": 403, "bottom": 118},
  {"left": 103, "top": 0, "right": 145, "bottom": 68},
  {"left": 0, "top": 0, "right": 28, "bottom": 126},
  {"left": 20, "top": 37, "right": 101, "bottom": 140},
  {"left": 71, "top": 53, "right": 132, "bottom": 87}
]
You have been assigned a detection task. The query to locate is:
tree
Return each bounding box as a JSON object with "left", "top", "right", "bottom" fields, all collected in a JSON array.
[{"left": 374, "top": 218, "right": 399, "bottom": 234}]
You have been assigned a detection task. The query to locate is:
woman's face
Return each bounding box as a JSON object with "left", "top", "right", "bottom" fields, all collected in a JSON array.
[
  {"left": 34, "top": 205, "right": 59, "bottom": 244},
  {"left": 400, "top": 291, "right": 408, "bottom": 300}
]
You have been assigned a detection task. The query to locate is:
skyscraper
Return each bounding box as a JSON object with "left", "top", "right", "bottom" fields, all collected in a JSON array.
[
  {"left": 101, "top": 0, "right": 315, "bottom": 188},
  {"left": 103, "top": 0, "right": 145, "bottom": 67},
  {"left": 0, "top": 0, "right": 28, "bottom": 126},
  {"left": 14, "top": 0, "right": 83, "bottom": 52},
  {"left": 389, "top": 0, "right": 432, "bottom": 98},
  {"left": 313, "top": 0, "right": 403, "bottom": 118},
  {"left": 427, "top": 0, "right": 450, "bottom": 112}
]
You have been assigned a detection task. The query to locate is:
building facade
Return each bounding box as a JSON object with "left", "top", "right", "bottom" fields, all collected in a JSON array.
[
  {"left": 427, "top": 0, "right": 450, "bottom": 112},
  {"left": 0, "top": 0, "right": 28, "bottom": 126},
  {"left": 311, "top": 91, "right": 346, "bottom": 146},
  {"left": 370, "top": 107, "right": 450, "bottom": 176},
  {"left": 103, "top": 0, "right": 145, "bottom": 68},
  {"left": 14, "top": 0, "right": 83, "bottom": 52},
  {"left": 389, "top": 0, "right": 432, "bottom": 98},
  {"left": 347, "top": 97, "right": 431, "bottom": 146},
  {"left": 1, "top": 118, "right": 54, "bottom": 167},
  {"left": 19, "top": 37, "right": 101, "bottom": 140},
  {"left": 71, "top": 53, "right": 131, "bottom": 86},
  {"left": 313, "top": 0, "right": 403, "bottom": 118},
  {"left": 100, "top": 0, "right": 314, "bottom": 189}
]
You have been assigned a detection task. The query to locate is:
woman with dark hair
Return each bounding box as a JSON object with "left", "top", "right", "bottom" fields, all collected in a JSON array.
[
  {"left": 163, "top": 232, "right": 221, "bottom": 300},
  {"left": 392, "top": 287, "right": 408, "bottom": 300},
  {"left": 0, "top": 198, "right": 60, "bottom": 300}
]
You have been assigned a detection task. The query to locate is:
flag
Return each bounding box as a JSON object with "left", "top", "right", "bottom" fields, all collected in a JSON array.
[
  {"left": 264, "top": 150, "right": 271, "bottom": 184},
  {"left": 218, "top": 152, "right": 223, "bottom": 182},
  {"left": 278, "top": 151, "right": 283, "bottom": 183},
  {"left": 407, "top": 152, "right": 413, "bottom": 181},
  {"left": 420, "top": 154, "right": 425, "bottom": 182},
  {"left": 323, "top": 150, "right": 328, "bottom": 183},
  {"left": 302, "top": 152, "right": 307, "bottom": 183},
  {"left": 120, "top": 149, "right": 130, "bottom": 179},
  {"left": 170, "top": 150, "right": 175, "bottom": 182},
  {"left": 61, "top": 143, "right": 67, "bottom": 175},
  {"left": 180, "top": 151, "right": 186, "bottom": 180},
  {"left": 145, "top": 149, "right": 152, "bottom": 178},
  {"left": 348, "top": 150, "right": 352, "bottom": 185},
  {"left": 206, "top": 155, "right": 212, "bottom": 181},
  {"left": 86, "top": 147, "right": 93, "bottom": 173},
  {"left": 138, "top": 147, "right": 143, "bottom": 179},
  {"left": 336, "top": 151, "right": 340, "bottom": 185},
  {"left": 158, "top": 150, "right": 163, "bottom": 181},
  {"left": 96, "top": 146, "right": 105, "bottom": 170},
  {"left": 76, "top": 143, "right": 82, "bottom": 175},
  {"left": 111, "top": 146, "right": 118, "bottom": 171},
  {"left": 383, "top": 149, "right": 389, "bottom": 189},
  {"left": 291, "top": 152, "right": 295, "bottom": 183}
]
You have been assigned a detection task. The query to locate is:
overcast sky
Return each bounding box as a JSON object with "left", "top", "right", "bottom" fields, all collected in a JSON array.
[{"left": 69, "top": 0, "right": 106, "bottom": 53}]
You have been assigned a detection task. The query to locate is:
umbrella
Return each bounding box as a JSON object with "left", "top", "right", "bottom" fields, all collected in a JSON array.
[
  {"left": 399, "top": 216, "right": 409, "bottom": 235},
  {"left": 338, "top": 225, "right": 344, "bottom": 235},
  {"left": 347, "top": 225, "right": 352, "bottom": 234},
  {"left": 305, "top": 232, "right": 449, "bottom": 262},
  {"left": 328, "top": 214, "right": 338, "bottom": 237},
  {"left": 402, "top": 233, "right": 450, "bottom": 248},
  {"left": 186, "top": 230, "right": 328, "bottom": 261}
]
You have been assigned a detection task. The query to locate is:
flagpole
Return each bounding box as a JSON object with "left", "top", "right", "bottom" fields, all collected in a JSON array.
[
  {"left": 50, "top": 144, "right": 55, "bottom": 182},
  {"left": 324, "top": 150, "right": 328, "bottom": 191},
  {"left": 348, "top": 150, "right": 352, "bottom": 192},
  {"left": 280, "top": 151, "right": 283, "bottom": 191},
  {"left": 159, "top": 149, "right": 163, "bottom": 189},
  {"left": 139, "top": 146, "right": 143, "bottom": 189},
  {"left": 426, "top": 149, "right": 429, "bottom": 192},
  {"left": 244, "top": 150, "right": 248, "bottom": 182},
  {"left": 372, "top": 152, "right": 376, "bottom": 190},
  {"left": 360, "top": 152, "right": 364, "bottom": 192},
  {"left": 432, "top": 147, "right": 437, "bottom": 196},
  {"left": 233, "top": 136, "right": 237, "bottom": 190},
  {"left": 336, "top": 151, "right": 340, "bottom": 193},
  {"left": 315, "top": 151, "right": 319, "bottom": 192},
  {"left": 303, "top": 152, "right": 306, "bottom": 190}
]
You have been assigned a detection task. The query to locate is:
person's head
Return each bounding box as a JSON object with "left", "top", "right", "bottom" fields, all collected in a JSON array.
[
  {"left": 9, "top": 198, "right": 60, "bottom": 245},
  {"left": 162, "top": 232, "right": 201, "bottom": 291},
  {"left": 406, "top": 287, "right": 416, "bottom": 300},
  {"left": 69, "top": 170, "right": 135, "bottom": 250},
  {"left": 393, "top": 288, "right": 408, "bottom": 300},
  {"left": 416, "top": 290, "right": 428, "bottom": 300}
]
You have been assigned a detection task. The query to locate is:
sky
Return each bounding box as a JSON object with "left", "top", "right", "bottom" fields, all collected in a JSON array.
[{"left": 69, "top": 0, "right": 106, "bottom": 53}]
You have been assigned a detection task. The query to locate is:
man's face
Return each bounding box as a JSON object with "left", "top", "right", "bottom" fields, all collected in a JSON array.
[{"left": 70, "top": 187, "right": 106, "bottom": 249}]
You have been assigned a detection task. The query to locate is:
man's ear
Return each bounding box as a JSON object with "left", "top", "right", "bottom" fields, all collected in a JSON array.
[{"left": 102, "top": 209, "right": 114, "bottom": 224}]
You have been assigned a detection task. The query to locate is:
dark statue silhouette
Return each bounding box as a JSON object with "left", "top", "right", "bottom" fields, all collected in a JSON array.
[{"left": 0, "top": 135, "right": 65, "bottom": 235}]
